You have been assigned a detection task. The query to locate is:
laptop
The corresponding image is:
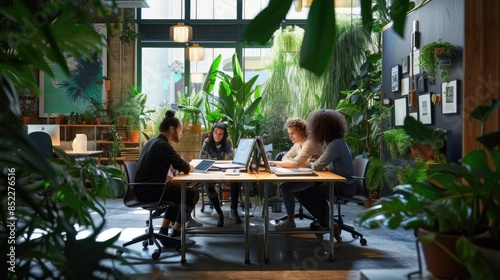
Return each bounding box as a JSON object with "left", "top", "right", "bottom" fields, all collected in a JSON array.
[
  {"left": 192, "top": 159, "right": 215, "bottom": 173},
  {"left": 271, "top": 166, "right": 317, "bottom": 176},
  {"left": 212, "top": 138, "right": 256, "bottom": 170}
]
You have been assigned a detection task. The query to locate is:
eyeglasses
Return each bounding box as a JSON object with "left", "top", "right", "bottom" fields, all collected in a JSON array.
[{"left": 213, "top": 131, "right": 225, "bottom": 136}]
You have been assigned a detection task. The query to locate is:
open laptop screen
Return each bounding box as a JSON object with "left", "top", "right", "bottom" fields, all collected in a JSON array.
[{"left": 233, "top": 138, "right": 255, "bottom": 167}]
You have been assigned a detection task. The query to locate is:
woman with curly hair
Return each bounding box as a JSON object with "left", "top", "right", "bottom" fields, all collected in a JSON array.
[
  {"left": 199, "top": 122, "right": 242, "bottom": 226},
  {"left": 272, "top": 118, "right": 323, "bottom": 231},
  {"left": 295, "top": 109, "right": 355, "bottom": 233}
]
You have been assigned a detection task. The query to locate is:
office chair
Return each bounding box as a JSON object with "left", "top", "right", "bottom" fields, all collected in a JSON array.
[
  {"left": 334, "top": 157, "right": 369, "bottom": 246},
  {"left": 273, "top": 151, "right": 315, "bottom": 223},
  {"left": 28, "top": 131, "right": 54, "bottom": 158},
  {"left": 117, "top": 161, "right": 181, "bottom": 260}
]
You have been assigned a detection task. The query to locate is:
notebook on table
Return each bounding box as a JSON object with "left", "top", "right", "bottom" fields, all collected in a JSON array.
[
  {"left": 271, "top": 166, "right": 317, "bottom": 176},
  {"left": 192, "top": 159, "right": 215, "bottom": 173},
  {"left": 212, "top": 138, "right": 255, "bottom": 170}
]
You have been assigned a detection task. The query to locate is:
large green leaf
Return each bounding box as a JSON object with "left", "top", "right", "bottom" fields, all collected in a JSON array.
[
  {"left": 244, "top": 0, "right": 293, "bottom": 44},
  {"left": 300, "top": 0, "right": 336, "bottom": 75},
  {"left": 202, "top": 54, "right": 222, "bottom": 93}
]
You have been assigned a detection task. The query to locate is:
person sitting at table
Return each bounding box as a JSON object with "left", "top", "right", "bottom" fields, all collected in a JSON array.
[
  {"left": 270, "top": 118, "right": 323, "bottom": 231},
  {"left": 199, "top": 122, "right": 242, "bottom": 227},
  {"left": 134, "top": 109, "right": 200, "bottom": 240},
  {"left": 296, "top": 109, "right": 355, "bottom": 234}
]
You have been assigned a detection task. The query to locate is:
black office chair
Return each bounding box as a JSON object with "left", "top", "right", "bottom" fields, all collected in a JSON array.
[
  {"left": 334, "top": 157, "right": 369, "bottom": 245},
  {"left": 28, "top": 131, "right": 54, "bottom": 158},
  {"left": 117, "top": 161, "right": 181, "bottom": 260}
]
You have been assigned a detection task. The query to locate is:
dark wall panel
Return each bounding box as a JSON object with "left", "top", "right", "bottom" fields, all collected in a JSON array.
[{"left": 382, "top": 0, "right": 464, "bottom": 163}]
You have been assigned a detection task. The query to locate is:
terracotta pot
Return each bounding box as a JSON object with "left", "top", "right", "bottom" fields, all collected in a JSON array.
[
  {"left": 54, "top": 117, "right": 64, "bottom": 124},
  {"left": 104, "top": 79, "right": 111, "bottom": 91},
  {"left": 410, "top": 144, "right": 435, "bottom": 162},
  {"left": 127, "top": 130, "right": 140, "bottom": 142},
  {"left": 192, "top": 124, "right": 202, "bottom": 131},
  {"left": 117, "top": 116, "right": 126, "bottom": 126},
  {"left": 418, "top": 228, "right": 469, "bottom": 279},
  {"left": 95, "top": 118, "right": 102, "bottom": 125},
  {"left": 22, "top": 116, "right": 31, "bottom": 125}
]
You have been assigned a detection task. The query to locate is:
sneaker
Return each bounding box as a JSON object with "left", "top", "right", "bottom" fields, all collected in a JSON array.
[
  {"left": 274, "top": 220, "right": 296, "bottom": 231},
  {"left": 186, "top": 219, "right": 203, "bottom": 228}
]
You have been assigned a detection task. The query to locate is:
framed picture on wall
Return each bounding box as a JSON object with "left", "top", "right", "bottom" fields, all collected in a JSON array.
[
  {"left": 418, "top": 93, "right": 432, "bottom": 124},
  {"left": 409, "top": 112, "right": 418, "bottom": 120},
  {"left": 442, "top": 80, "right": 458, "bottom": 114},
  {"left": 414, "top": 72, "right": 428, "bottom": 93},
  {"left": 402, "top": 55, "right": 409, "bottom": 74},
  {"left": 394, "top": 98, "right": 407, "bottom": 126},
  {"left": 401, "top": 77, "right": 409, "bottom": 96},
  {"left": 391, "top": 65, "right": 401, "bottom": 92}
]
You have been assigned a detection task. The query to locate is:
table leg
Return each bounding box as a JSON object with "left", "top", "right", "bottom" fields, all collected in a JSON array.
[
  {"left": 244, "top": 182, "right": 251, "bottom": 263},
  {"left": 264, "top": 182, "right": 270, "bottom": 263},
  {"left": 329, "top": 181, "right": 335, "bottom": 262},
  {"left": 180, "top": 182, "right": 187, "bottom": 263}
]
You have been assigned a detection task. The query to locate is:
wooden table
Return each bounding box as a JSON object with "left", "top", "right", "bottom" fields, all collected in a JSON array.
[
  {"left": 172, "top": 165, "right": 345, "bottom": 264},
  {"left": 64, "top": 150, "right": 103, "bottom": 157}
]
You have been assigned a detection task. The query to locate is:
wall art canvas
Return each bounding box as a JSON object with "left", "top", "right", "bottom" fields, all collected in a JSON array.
[{"left": 39, "top": 24, "right": 107, "bottom": 118}]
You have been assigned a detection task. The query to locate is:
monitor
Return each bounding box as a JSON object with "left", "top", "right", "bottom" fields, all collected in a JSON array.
[{"left": 26, "top": 124, "right": 61, "bottom": 146}]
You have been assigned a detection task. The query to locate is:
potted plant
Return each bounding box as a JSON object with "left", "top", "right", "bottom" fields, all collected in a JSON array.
[
  {"left": 383, "top": 128, "right": 412, "bottom": 158},
  {"left": 202, "top": 54, "right": 263, "bottom": 147},
  {"left": 54, "top": 114, "right": 65, "bottom": 124},
  {"left": 113, "top": 85, "right": 154, "bottom": 142},
  {"left": 178, "top": 89, "right": 206, "bottom": 130},
  {"left": 355, "top": 101, "right": 500, "bottom": 280},
  {"left": 87, "top": 98, "right": 106, "bottom": 125},
  {"left": 19, "top": 95, "right": 34, "bottom": 124},
  {"left": 419, "top": 39, "right": 458, "bottom": 83}
]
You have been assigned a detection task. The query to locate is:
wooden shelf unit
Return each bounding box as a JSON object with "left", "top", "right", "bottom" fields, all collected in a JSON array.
[{"left": 60, "top": 124, "right": 140, "bottom": 163}]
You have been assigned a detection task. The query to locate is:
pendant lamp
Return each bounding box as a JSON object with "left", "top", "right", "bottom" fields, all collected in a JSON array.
[
  {"left": 170, "top": 22, "right": 192, "bottom": 43},
  {"left": 186, "top": 43, "right": 204, "bottom": 61}
]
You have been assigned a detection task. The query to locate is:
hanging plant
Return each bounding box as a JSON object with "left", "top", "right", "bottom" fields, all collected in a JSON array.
[
  {"left": 120, "top": 9, "right": 141, "bottom": 45},
  {"left": 419, "top": 39, "right": 458, "bottom": 83}
]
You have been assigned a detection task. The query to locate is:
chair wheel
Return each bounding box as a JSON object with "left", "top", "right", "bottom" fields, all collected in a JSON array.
[
  {"left": 360, "top": 238, "right": 367, "bottom": 246},
  {"left": 146, "top": 220, "right": 149, "bottom": 226},
  {"left": 142, "top": 240, "right": 149, "bottom": 248},
  {"left": 116, "top": 249, "right": 123, "bottom": 256},
  {"left": 352, "top": 233, "right": 359, "bottom": 238},
  {"left": 152, "top": 250, "right": 160, "bottom": 260},
  {"left": 175, "top": 244, "right": 181, "bottom": 251},
  {"left": 200, "top": 208, "right": 205, "bottom": 212}
]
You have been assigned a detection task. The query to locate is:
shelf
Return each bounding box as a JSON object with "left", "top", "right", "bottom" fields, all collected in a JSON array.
[{"left": 60, "top": 124, "right": 141, "bottom": 163}]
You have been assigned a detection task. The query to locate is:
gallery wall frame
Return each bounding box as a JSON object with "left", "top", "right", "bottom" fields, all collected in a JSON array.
[
  {"left": 402, "top": 55, "right": 409, "bottom": 74},
  {"left": 414, "top": 72, "right": 428, "bottom": 93},
  {"left": 391, "top": 64, "right": 401, "bottom": 92},
  {"left": 394, "top": 97, "right": 407, "bottom": 126},
  {"left": 442, "top": 80, "right": 458, "bottom": 114},
  {"left": 401, "top": 77, "right": 409, "bottom": 96},
  {"left": 39, "top": 24, "right": 107, "bottom": 118},
  {"left": 418, "top": 93, "right": 432, "bottom": 124}
]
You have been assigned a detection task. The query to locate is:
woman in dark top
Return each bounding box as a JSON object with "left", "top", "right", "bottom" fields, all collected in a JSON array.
[
  {"left": 297, "top": 109, "right": 354, "bottom": 233},
  {"left": 135, "top": 110, "right": 199, "bottom": 238},
  {"left": 199, "top": 122, "right": 241, "bottom": 226}
]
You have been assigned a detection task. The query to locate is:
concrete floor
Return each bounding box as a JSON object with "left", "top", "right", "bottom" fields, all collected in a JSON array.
[{"left": 92, "top": 197, "right": 420, "bottom": 280}]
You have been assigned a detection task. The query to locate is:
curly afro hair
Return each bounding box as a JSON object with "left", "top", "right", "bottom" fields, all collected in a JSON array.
[{"left": 306, "top": 109, "right": 348, "bottom": 144}]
